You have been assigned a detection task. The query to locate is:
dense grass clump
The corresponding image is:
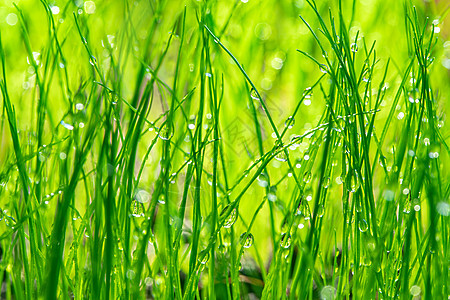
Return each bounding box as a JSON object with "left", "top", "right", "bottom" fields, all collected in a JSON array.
[{"left": 0, "top": 0, "right": 449, "bottom": 299}]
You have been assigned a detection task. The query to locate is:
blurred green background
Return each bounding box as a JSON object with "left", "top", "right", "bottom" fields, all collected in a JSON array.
[{"left": 0, "top": 0, "right": 449, "bottom": 298}]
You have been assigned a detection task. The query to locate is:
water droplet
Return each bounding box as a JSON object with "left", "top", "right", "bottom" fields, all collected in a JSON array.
[
  {"left": 254, "top": 23, "right": 272, "bottom": 41},
  {"left": 436, "top": 202, "right": 450, "bottom": 216},
  {"left": 199, "top": 251, "right": 210, "bottom": 264},
  {"left": 319, "top": 64, "right": 328, "bottom": 74},
  {"left": 322, "top": 177, "right": 331, "bottom": 189},
  {"left": 362, "top": 255, "right": 372, "bottom": 266},
  {"left": 303, "top": 87, "right": 312, "bottom": 96},
  {"left": 157, "top": 195, "right": 165, "bottom": 204},
  {"left": 221, "top": 206, "right": 237, "bottom": 228},
  {"left": 403, "top": 200, "right": 411, "bottom": 214},
  {"left": 84, "top": 1, "right": 96, "bottom": 14},
  {"left": 350, "top": 43, "right": 358, "bottom": 53},
  {"left": 250, "top": 88, "right": 259, "bottom": 101},
  {"left": 60, "top": 120, "right": 74, "bottom": 131},
  {"left": 75, "top": 103, "right": 84, "bottom": 111},
  {"left": 378, "top": 155, "right": 386, "bottom": 167},
  {"left": 157, "top": 122, "right": 174, "bottom": 140},
  {"left": 316, "top": 205, "right": 324, "bottom": 217},
  {"left": 6, "top": 13, "right": 18, "bottom": 26},
  {"left": 257, "top": 172, "right": 269, "bottom": 187},
  {"left": 295, "top": 200, "right": 303, "bottom": 216},
  {"left": 4, "top": 215, "right": 16, "bottom": 227},
  {"left": 106, "top": 35, "right": 115, "bottom": 48},
  {"left": 358, "top": 219, "right": 368, "bottom": 232},
  {"left": 349, "top": 169, "right": 361, "bottom": 193},
  {"left": 130, "top": 199, "right": 144, "bottom": 217},
  {"left": 126, "top": 269, "right": 135, "bottom": 280},
  {"left": 303, "top": 171, "right": 311, "bottom": 183},
  {"left": 267, "top": 186, "right": 277, "bottom": 202},
  {"left": 280, "top": 233, "right": 291, "bottom": 249},
  {"left": 285, "top": 116, "right": 295, "bottom": 128},
  {"left": 144, "top": 277, "right": 152, "bottom": 286},
  {"left": 428, "top": 151, "right": 439, "bottom": 159},
  {"left": 383, "top": 190, "right": 395, "bottom": 201},
  {"left": 135, "top": 189, "right": 150, "bottom": 203},
  {"left": 281, "top": 219, "right": 290, "bottom": 233},
  {"left": 275, "top": 150, "right": 288, "bottom": 162},
  {"left": 320, "top": 285, "right": 336, "bottom": 300},
  {"left": 240, "top": 232, "right": 254, "bottom": 248},
  {"left": 271, "top": 57, "right": 283, "bottom": 70},
  {"left": 303, "top": 206, "right": 311, "bottom": 220},
  {"left": 410, "top": 285, "right": 421, "bottom": 296},
  {"left": 355, "top": 199, "right": 363, "bottom": 213},
  {"left": 217, "top": 244, "right": 226, "bottom": 254},
  {"left": 89, "top": 55, "right": 97, "bottom": 66}
]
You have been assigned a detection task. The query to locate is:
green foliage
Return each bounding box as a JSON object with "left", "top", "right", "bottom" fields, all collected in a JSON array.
[{"left": 0, "top": 0, "right": 449, "bottom": 299}]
